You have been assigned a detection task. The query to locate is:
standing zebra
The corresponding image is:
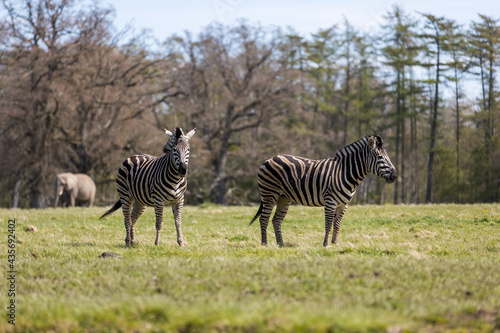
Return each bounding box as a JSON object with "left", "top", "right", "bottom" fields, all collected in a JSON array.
[
  {"left": 250, "top": 135, "right": 397, "bottom": 247},
  {"left": 100, "top": 127, "right": 196, "bottom": 247}
]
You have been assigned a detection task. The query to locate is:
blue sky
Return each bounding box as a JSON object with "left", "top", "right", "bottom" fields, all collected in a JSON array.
[{"left": 104, "top": 0, "right": 498, "bottom": 41}]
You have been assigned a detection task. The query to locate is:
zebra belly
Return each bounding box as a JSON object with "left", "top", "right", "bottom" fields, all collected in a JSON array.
[
  {"left": 127, "top": 175, "right": 186, "bottom": 207},
  {"left": 281, "top": 181, "right": 325, "bottom": 207}
]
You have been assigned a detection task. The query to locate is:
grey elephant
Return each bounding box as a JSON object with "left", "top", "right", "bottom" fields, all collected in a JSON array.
[{"left": 54, "top": 173, "right": 96, "bottom": 208}]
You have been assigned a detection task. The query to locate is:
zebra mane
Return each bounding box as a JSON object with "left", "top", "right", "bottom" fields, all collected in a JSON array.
[
  {"left": 335, "top": 135, "right": 382, "bottom": 158},
  {"left": 163, "top": 127, "right": 187, "bottom": 154}
]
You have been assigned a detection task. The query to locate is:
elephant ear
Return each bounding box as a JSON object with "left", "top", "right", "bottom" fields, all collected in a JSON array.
[{"left": 59, "top": 175, "right": 68, "bottom": 185}]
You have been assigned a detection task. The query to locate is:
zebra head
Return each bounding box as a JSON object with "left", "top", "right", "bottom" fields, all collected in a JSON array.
[
  {"left": 366, "top": 135, "right": 397, "bottom": 184},
  {"left": 164, "top": 127, "right": 196, "bottom": 177}
]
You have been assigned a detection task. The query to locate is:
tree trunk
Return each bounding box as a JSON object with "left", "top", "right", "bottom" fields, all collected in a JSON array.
[
  {"left": 426, "top": 41, "right": 440, "bottom": 204},
  {"left": 212, "top": 103, "right": 233, "bottom": 205},
  {"left": 12, "top": 180, "right": 21, "bottom": 209},
  {"left": 485, "top": 52, "right": 494, "bottom": 198},
  {"left": 213, "top": 148, "right": 228, "bottom": 205},
  {"left": 393, "top": 69, "right": 401, "bottom": 204},
  {"left": 400, "top": 69, "right": 406, "bottom": 204},
  {"left": 30, "top": 179, "right": 46, "bottom": 209},
  {"left": 454, "top": 67, "right": 461, "bottom": 203},
  {"left": 409, "top": 69, "right": 418, "bottom": 203},
  {"left": 343, "top": 60, "right": 351, "bottom": 146}
]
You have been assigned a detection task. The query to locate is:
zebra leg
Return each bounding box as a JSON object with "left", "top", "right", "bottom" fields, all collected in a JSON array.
[
  {"left": 272, "top": 196, "right": 292, "bottom": 247},
  {"left": 153, "top": 199, "right": 164, "bottom": 246},
  {"left": 331, "top": 204, "right": 348, "bottom": 244},
  {"left": 121, "top": 197, "right": 134, "bottom": 247},
  {"left": 323, "top": 201, "right": 336, "bottom": 247},
  {"left": 259, "top": 197, "right": 276, "bottom": 246},
  {"left": 130, "top": 201, "right": 146, "bottom": 245},
  {"left": 172, "top": 197, "right": 185, "bottom": 247}
]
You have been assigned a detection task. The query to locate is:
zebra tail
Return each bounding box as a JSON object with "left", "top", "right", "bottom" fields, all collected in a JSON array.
[
  {"left": 99, "top": 200, "right": 122, "bottom": 219},
  {"left": 249, "top": 201, "right": 263, "bottom": 226}
]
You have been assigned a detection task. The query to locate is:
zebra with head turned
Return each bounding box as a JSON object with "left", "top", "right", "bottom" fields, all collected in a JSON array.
[
  {"left": 100, "top": 127, "right": 196, "bottom": 247},
  {"left": 250, "top": 134, "right": 397, "bottom": 247}
]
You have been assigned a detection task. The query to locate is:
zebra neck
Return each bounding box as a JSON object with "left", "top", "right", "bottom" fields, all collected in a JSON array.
[
  {"left": 158, "top": 153, "right": 183, "bottom": 181},
  {"left": 334, "top": 147, "right": 370, "bottom": 186}
]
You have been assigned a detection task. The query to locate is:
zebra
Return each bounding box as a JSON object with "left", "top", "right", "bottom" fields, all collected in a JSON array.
[
  {"left": 250, "top": 134, "right": 397, "bottom": 247},
  {"left": 100, "top": 127, "right": 196, "bottom": 247}
]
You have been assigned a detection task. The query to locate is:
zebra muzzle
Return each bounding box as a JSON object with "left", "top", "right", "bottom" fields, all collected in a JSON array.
[
  {"left": 384, "top": 169, "right": 398, "bottom": 183},
  {"left": 179, "top": 163, "right": 188, "bottom": 176}
]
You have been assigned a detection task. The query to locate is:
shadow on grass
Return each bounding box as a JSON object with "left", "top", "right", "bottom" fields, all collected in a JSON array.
[
  {"left": 67, "top": 241, "right": 139, "bottom": 249},
  {"left": 335, "top": 248, "right": 397, "bottom": 256},
  {"left": 67, "top": 241, "right": 99, "bottom": 247}
]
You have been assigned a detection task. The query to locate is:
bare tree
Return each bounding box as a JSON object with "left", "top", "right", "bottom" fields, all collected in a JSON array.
[
  {"left": 0, "top": 0, "right": 160, "bottom": 207},
  {"left": 163, "top": 23, "right": 300, "bottom": 204}
]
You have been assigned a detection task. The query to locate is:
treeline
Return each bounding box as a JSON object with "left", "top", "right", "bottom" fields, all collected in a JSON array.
[{"left": 0, "top": 0, "right": 498, "bottom": 208}]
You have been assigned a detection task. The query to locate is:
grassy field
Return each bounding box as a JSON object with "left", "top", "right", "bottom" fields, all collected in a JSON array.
[{"left": 1, "top": 203, "right": 499, "bottom": 332}]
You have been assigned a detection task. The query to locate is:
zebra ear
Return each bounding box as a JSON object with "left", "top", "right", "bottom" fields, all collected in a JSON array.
[
  {"left": 185, "top": 128, "right": 196, "bottom": 140},
  {"left": 163, "top": 129, "right": 176, "bottom": 154},
  {"left": 367, "top": 136, "right": 376, "bottom": 149}
]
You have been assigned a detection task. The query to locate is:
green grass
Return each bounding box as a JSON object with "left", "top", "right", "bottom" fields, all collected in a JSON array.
[{"left": 1, "top": 204, "right": 499, "bottom": 332}]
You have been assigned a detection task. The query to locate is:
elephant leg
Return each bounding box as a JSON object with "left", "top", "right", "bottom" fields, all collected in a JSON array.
[
  {"left": 70, "top": 194, "right": 76, "bottom": 207},
  {"left": 272, "top": 195, "right": 292, "bottom": 247},
  {"left": 153, "top": 198, "right": 164, "bottom": 246},
  {"left": 259, "top": 196, "right": 277, "bottom": 246},
  {"left": 89, "top": 186, "right": 96, "bottom": 207},
  {"left": 130, "top": 201, "right": 146, "bottom": 245},
  {"left": 172, "top": 197, "right": 185, "bottom": 246},
  {"left": 121, "top": 197, "right": 134, "bottom": 247},
  {"left": 331, "top": 204, "right": 348, "bottom": 244}
]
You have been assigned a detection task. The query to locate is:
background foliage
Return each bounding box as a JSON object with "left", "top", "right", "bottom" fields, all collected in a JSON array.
[{"left": 0, "top": 0, "right": 499, "bottom": 208}]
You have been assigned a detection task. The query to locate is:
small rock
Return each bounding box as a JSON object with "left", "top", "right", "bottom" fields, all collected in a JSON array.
[
  {"left": 99, "top": 252, "right": 119, "bottom": 258},
  {"left": 25, "top": 225, "right": 38, "bottom": 232}
]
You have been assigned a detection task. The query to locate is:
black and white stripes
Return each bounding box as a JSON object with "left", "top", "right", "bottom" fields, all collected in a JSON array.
[
  {"left": 250, "top": 135, "right": 397, "bottom": 247},
  {"left": 100, "top": 127, "right": 196, "bottom": 247}
]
